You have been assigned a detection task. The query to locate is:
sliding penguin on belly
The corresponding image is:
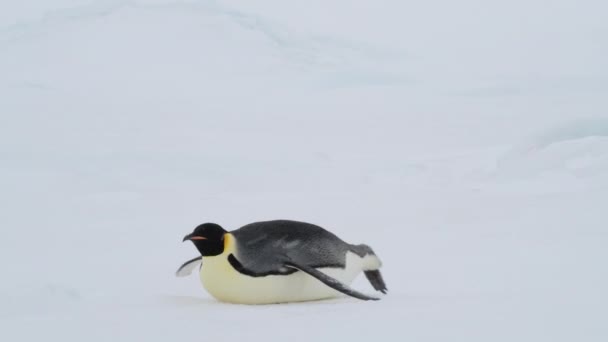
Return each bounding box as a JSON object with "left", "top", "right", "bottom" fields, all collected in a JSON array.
[{"left": 176, "top": 220, "right": 387, "bottom": 304}]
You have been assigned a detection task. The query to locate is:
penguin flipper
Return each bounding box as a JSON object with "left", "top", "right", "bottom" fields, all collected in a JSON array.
[
  {"left": 285, "top": 262, "right": 380, "bottom": 301},
  {"left": 175, "top": 256, "right": 202, "bottom": 277}
]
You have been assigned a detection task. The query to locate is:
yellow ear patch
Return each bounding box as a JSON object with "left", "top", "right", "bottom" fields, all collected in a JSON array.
[{"left": 223, "top": 233, "right": 234, "bottom": 253}]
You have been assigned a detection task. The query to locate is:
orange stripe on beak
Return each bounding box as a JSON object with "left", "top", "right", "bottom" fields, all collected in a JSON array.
[{"left": 190, "top": 236, "right": 207, "bottom": 241}]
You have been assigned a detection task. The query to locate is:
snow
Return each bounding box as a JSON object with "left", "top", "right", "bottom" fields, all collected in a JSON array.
[{"left": 1, "top": 0, "right": 607, "bottom": 340}]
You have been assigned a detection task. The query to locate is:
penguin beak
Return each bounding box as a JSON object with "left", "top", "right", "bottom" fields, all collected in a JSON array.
[{"left": 182, "top": 233, "right": 207, "bottom": 242}]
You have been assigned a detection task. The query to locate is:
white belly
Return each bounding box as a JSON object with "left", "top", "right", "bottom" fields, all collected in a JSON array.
[{"left": 200, "top": 250, "right": 370, "bottom": 305}]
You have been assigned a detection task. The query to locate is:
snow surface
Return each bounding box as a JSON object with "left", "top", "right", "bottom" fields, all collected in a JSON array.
[{"left": 1, "top": 0, "right": 608, "bottom": 341}]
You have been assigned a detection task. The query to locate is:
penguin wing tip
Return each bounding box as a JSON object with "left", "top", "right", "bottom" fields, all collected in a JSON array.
[{"left": 175, "top": 256, "right": 203, "bottom": 278}]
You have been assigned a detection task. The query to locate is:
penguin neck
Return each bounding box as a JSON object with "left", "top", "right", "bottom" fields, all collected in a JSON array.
[{"left": 203, "top": 233, "right": 236, "bottom": 259}]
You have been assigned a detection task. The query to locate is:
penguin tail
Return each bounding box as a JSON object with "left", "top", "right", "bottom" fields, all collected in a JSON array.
[
  {"left": 351, "top": 244, "right": 382, "bottom": 270},
  {"left": 350, "top": 244, "right": 388, "bottom": 294}
]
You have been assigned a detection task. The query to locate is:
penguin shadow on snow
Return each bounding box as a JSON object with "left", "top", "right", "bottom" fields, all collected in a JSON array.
[
  {"left": 157, "top": 294, "right": 375, "bottom": 307},
  {"left": 156, "top": 294, "right": 218, "bottom": 307}
]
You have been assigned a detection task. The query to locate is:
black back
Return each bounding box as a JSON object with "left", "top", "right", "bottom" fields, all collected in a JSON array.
[{"left": 230, "top": 220, "right": 354, "bottom": 275}]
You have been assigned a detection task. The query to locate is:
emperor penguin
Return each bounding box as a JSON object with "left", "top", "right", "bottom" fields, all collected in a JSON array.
[{"left": 176, "top": 220, "right": 387, "bottom": 304}]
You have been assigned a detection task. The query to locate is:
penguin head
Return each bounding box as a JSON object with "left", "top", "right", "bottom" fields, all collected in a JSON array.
[{"left": 183, "top": 223, "right": 227, "bottom": 257}]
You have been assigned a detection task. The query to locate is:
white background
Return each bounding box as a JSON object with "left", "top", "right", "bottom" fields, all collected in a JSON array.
[{"left": 1, "top": 0, "right": 607, "bottom": 341}]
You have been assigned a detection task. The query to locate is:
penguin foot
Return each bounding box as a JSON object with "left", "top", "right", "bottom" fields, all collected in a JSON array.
[{"left": 364, "top": 270, "right": 388, "bottom": 294}]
